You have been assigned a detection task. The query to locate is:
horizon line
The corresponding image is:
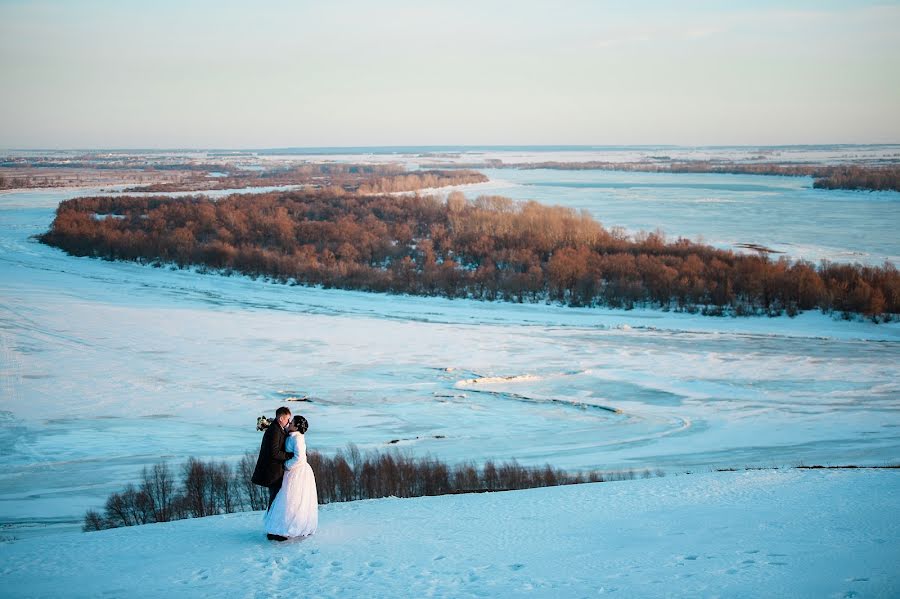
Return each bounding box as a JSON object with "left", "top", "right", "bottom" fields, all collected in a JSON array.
[{"left": 5, "top": 143, "right": 900, "bottom": 154}]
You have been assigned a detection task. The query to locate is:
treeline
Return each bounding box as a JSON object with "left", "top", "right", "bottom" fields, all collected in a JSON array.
[
  {"left": 357, "top": 170, "right": 487, "bottom": 193},
  {"left": 40, "top": 191, "right": 899, "bottom": 320},
  {"left": 123, "top": 163, "right": 403, "bottom": 192},
  {"left": 308, "top": 444, "right": 650, "bottom": 503},
  {"left": 420, "top": 160, "right": 900, "bottom": 192},
  {"left": 811, "top": 165, "right": 900, "bottom": 191},
  {"left": 0, "top": 173, "right": 29, "bottom": 189},
  {"left": 83, "top": 447, "right": 653, "bottom": 531},
  {"left": 124, "top": 164, "right": 486, "bottom": 193},
  {"left": 0, "top": 169, "right": 181, "bottom": 190},
  {"left": 83, "top": 456, "right": 265, "bottom": 531}
]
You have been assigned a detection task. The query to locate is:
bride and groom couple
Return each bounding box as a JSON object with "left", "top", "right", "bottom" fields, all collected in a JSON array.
[{"left": 251, "top": 406, "right": 318, "bottom": 541}]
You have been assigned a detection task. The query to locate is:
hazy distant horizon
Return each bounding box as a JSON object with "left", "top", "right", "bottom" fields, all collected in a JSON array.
[
  {"left": 5, "top": 143, "right": 900, "bottom": 154},
  {"left": 2, "top": 1, "right": 899, "bottom": 148}
]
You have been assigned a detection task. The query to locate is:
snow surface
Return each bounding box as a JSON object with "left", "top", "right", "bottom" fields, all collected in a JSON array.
[{"left": 1, "top": 469, "right": 897, "bottom": 598}]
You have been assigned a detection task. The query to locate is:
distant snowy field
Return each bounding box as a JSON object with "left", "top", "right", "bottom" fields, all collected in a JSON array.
[
  {"left": 256, "top": 143, "right": 900, "bottom": 167},
  {"left": 1, "top": 155, "right": 899, "bottom": 542},
  {"left": 2, "top": 469, "right": 897, "bottom": 598}
]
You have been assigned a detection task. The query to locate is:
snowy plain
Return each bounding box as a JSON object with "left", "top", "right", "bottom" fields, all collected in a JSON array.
[
  {"left": 253, "top": 143, "right": 900, "bottom": 168},
  {"left": 0, "top": 150, "right": 899, "bottom": 598},
  {"left": 1, "top": 469, "right": 897, "bottom": 598}
]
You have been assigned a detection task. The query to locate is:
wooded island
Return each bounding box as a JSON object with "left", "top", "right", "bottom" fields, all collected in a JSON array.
[{"left": 39, "top": 191, "right": 898, "bottom": 320}]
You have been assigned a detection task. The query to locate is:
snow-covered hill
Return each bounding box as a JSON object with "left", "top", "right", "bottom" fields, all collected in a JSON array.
[{"left": 2, "top": 469, "right": 897, "bottom": 598}]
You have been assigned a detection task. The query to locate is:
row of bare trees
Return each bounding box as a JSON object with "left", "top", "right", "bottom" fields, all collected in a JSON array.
[
  {"left": 124, "top": 163, "right": 486, "bottom": 193},
  {"left": 84, "top": 447, "right": 654, "bottom": 531},
  {"left": 811, "top": 165, "right": 900, "bottom": 191},
  {"left": 357, "top": 170, "right": 487, "bottom": 193},
  {"left": 309, "top": 444, "right": 652, "bottom": 503},
  {"left": 83, "top": 456, "right": 266, "bottom": 531},
  {"left": 40, "top": 190, "right": 899, "bottom": 320}
]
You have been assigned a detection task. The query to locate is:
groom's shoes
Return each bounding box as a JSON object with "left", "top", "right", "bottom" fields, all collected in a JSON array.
[{"left": 267, "top": 533, "right": 288, "bottom": 542}]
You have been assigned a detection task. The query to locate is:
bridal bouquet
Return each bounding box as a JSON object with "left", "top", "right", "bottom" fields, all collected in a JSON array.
[{"left": 256, "top": 415, "right": 273, "bottom": 431}]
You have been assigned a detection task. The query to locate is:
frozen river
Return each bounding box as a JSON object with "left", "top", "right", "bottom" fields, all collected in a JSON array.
[{"left": 1, "top": 174, "right": 899, "bottom": 538}]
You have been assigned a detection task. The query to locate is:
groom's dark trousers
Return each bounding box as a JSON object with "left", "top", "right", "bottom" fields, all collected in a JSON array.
[{"left": 267, "top": 477, "right": 283, "bottom": 511}]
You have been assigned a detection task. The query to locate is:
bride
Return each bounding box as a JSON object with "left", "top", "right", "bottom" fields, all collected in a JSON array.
[{"left": 264, "top": 415, "right": 318, "bottom": 540}]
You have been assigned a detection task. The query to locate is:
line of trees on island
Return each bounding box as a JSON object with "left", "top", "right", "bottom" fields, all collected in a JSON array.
[
  {"left": 83, "top": 447, "right": 653, "bottom": 531},
  {"left": 40, "top": 190, "right": 898, "bottom": 320},
  {"left": 809, "top": 165, "right": 900, "bottom": 191},
  {"left": 1, "top": 161, "right": 487, "bottom": 193},
  {"left": 122, "top": 164, "right": 488, "bottom": 193}
]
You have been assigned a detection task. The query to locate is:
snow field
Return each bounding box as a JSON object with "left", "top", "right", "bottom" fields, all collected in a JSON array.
[{"left": 1, "top": 469, "right": 897, "bottom": 598}]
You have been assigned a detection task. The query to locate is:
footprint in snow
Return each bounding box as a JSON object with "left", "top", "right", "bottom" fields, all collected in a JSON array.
[
  {"left": 290, "top": 560, "right": 313, "bottom": 572},
  {"left": 508, "top": 563, "right": 525, "bottom": 571}
]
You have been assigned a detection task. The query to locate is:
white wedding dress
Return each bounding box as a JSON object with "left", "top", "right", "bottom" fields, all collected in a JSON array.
[{"left": 264, "top": 432, "right": 318, "bottom": 538}]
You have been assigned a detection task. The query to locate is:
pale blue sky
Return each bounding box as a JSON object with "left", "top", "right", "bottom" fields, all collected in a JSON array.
[{"left": 1, "top": 0, "right": 898, "bottom": 148}]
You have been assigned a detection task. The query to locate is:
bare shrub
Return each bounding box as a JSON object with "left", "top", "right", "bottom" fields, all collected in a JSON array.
[
  {"left": 141, "top": 462, "right": 175, "bottom": 523},
  {"left": 103, "top": 484, "right": 154, "bottom": 528},
  {"left": 82, "top": 509, "right": 107, "bottom": 532},
  {"left": 238, "top": 453, "right": 268, "bottom": 511},
  {"left": 182, "top": 457, "right": 214, "bottom": 518}
]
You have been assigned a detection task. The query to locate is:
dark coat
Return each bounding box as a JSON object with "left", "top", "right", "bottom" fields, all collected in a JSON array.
[{"left": 251, "top": 420, "right": 293, "bottom": 487}]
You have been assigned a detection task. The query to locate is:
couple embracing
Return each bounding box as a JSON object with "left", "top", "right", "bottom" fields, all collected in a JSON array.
[{"left": 252, "top": 406, "right": 318, "bottom": 541}]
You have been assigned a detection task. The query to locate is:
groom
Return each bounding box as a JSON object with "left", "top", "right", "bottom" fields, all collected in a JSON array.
[{"left": 251, "top": 406, "right": 295, "bottom": 520}]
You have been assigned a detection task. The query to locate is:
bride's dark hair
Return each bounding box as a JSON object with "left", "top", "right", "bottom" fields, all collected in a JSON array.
[{"left": 292, "top": 415, "right": 309, "bottom": 434}]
